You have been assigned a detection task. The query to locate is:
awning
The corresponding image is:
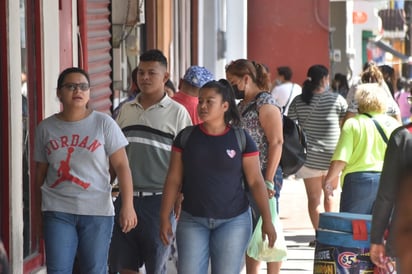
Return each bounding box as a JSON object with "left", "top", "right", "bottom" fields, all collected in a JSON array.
[{"left": 373, "top": 39, "right": 412, "bottom": 63}]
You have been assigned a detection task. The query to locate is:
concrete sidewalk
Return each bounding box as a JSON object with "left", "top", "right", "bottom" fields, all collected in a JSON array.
[{"left": 279, "top": 177, "right": 315, "bottom": 273}]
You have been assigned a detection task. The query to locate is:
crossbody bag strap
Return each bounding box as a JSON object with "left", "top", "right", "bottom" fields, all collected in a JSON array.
[
  {"left": 241, "top": 102, "right": 257, "bottom": 117},
  {"left": 283, "top": 84, "right": 294, "bottom": 114},
  {"left": 241, "top": 92, "right": 266, "bottom": 117},
  {"left": 363, "top": 113, "right": 388, "bottom": 143},
  {"left": 296, "top": 94, "right": 322, "bottom": 126}
]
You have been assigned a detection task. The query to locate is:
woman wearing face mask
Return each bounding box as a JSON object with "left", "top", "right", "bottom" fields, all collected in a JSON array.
[
  {"left": 287, "top": 64, "right": 347, "bottom": 246},
  {"left": 226, "top": 59, "right": 284, "bottom": 274}
]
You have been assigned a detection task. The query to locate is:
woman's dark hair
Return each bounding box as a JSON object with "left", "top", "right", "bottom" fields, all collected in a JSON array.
[
  {"left": 301, "top": 64, "right": 328, "bottom": 105},
  {"left": 333, "top": 73, "right": 349, "bottom": 91},
  {"left": 225, "top": 59, "right": 271, "bottom": 91},
  {"left": 57, "top": 67, "right": 90, "bottom": 89},
  {"left": 201, "top": 79, "right": 241, "bottom": 126},
  {"left": 379, "top": 65, "right": 395, "bottom": 97}
]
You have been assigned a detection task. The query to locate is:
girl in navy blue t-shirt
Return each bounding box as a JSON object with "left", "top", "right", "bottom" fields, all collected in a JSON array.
[{"left": 160, "top": 79, "right": 276, "bottom": 274}]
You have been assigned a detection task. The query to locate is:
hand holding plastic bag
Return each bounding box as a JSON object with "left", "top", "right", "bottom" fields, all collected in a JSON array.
[{"left": 247, "top": 198, "right": 287, "bottom": 262}]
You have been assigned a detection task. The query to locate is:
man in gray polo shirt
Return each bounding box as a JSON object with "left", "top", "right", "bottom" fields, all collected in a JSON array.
[{"left": 109, "top": 49, "right": 192, "bottom": 274}]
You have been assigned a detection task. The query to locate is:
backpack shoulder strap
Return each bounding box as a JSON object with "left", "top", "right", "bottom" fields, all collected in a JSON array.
[
  {"left": 181, "top": 125, "right": 245, "bottom": 151},
  {"left": 180, "top": 125, "right": 195, "bottom": 149},
  {"left": 233, "top": 127, "right": 246, "bottom": 152},
  {"left": 233, "top": 127, "right": 248, "bottom": 191}
]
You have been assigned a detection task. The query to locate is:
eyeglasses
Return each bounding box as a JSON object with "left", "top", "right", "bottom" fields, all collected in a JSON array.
[{"left": 61, "top": 83, "right": 90, "bottom": 91}]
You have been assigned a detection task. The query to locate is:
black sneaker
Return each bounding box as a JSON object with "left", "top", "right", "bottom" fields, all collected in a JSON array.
[{"left": 309, "top": 240, "right": 316, "bottom": 247}]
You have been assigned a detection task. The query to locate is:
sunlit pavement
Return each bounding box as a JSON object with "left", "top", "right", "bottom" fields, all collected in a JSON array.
[{"left": 276, "top": 177, "right": 315, "bottom": 273}]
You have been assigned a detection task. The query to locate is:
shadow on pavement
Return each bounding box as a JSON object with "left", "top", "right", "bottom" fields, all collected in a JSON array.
[{"left": 285, "top": 234, "right": 314, "bottom": 245}]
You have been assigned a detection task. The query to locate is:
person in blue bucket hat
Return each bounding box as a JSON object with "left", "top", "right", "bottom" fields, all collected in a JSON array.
[
  {"left": 183, "top": 66, "right": 214, "bottom": 88},
  {"left": 173, "top": 66, "right": 214, "bottom": 124}
]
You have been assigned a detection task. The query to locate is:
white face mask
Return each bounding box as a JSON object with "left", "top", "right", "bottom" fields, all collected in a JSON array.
[{"left": 275, "top": 79, "right": 282, "bottom": 86}]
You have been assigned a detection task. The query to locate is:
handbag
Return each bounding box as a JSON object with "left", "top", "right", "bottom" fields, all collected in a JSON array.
[
  {"left": 246, "top": 197, "right": 287, "bottom": 262},
  {"left": 241, "top": 92, "right": 307, "bottom": 177}
]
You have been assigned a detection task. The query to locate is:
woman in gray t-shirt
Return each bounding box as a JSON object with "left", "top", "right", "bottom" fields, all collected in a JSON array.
[{"left": 34, "top": 67, "right": 136, "bottom": 273}]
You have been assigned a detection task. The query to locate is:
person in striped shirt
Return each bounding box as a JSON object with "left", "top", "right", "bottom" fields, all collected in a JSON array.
[{"left": 287, "top": 65, "right": 347, "bottom": 245}]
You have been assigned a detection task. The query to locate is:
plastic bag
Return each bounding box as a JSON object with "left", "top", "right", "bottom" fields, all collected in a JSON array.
[{"left": 247, "top": 198, "right": 287, "bottom": 262}]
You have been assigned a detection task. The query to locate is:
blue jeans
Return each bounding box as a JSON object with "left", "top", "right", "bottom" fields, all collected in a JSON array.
[
  {"left": 109, "top": 195, "right": 175, "bottom": 274},
  {"left": 273, "top": 166, "right": 283, "bottom": 212},
  {"left": 43, "top": 211, "right": 113, "bottom": 274},
  {"left": 176, "top": 209, "right": 252, "bottom": 274},
  {"left": 340, "top": 172, "right": 381, "bottom": 214},
  {"left": 249, "top": 167, "right": 283, "bottom": 228}
]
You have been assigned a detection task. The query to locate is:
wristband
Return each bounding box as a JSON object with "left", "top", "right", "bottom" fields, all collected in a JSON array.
[{"left": 265, "top": 180, "right": 274, "bottom": 190}]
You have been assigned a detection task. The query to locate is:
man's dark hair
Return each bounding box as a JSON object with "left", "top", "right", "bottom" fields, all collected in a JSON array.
[
  {"left": 277, "top": 66, "right": 293, "bottom": 81},
  {"left": 139, "top": 49, "right": 168, "bottom": 67}
]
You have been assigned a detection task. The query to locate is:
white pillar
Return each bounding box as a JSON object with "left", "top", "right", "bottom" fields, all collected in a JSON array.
[{"left": 8, "top": 0, "right": 24, "bottom": 272}]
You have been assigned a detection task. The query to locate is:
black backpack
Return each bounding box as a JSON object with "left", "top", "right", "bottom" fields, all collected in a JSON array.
[
  {"left": 241, "top": 92, "right": 307, "bottom": 176},
  {"left": 280, "top": 115, "right": 307, "bottom": 176}
]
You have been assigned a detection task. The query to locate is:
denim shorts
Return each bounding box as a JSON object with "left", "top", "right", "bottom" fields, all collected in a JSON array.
[
  {"left": 108, "top": 195, "right": 175, "bottom": 274},
  {"left": 43, "top": 211, "right": 114, "bottom": 274},
  {"left": 340, "top": 171, "right": 381, "bottom": 214},
  {"left": 176, "top": 209, "right": 252, "bottom": 274}
]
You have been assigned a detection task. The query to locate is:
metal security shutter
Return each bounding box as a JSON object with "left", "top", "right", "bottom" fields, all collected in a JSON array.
[{"left": 79, "top": 0, "right": 112, "bottom": 114}]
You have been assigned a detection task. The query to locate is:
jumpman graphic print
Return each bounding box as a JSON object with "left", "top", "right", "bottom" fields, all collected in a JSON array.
[{"left": 50, "top": 147, "right": 91, "bottom": 189}]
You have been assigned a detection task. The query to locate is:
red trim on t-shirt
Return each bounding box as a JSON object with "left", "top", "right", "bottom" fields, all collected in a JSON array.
[
  {"left": 198, "top": 123, "right": 230, "bottom": 136},
  {"left": 172, "top": 146, "right": 182, "bottom": 153},
  {"left": 243, "top": 151, "right": 259, "bottom": 157}
]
